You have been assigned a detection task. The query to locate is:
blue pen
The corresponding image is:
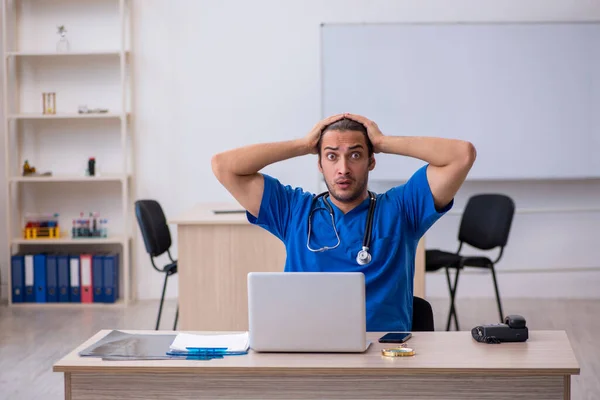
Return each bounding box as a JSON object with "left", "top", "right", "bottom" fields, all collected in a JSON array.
[{"left": 185, "top": 347, "right": 228, "bottom": 354}]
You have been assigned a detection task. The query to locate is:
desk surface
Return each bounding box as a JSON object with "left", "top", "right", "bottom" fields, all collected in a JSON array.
[
  {"left": 54, "top": 330, "right": 580, "bottom": 376},
  {"left": 170, "top": 203, "right": 249, "bottom": 225}
]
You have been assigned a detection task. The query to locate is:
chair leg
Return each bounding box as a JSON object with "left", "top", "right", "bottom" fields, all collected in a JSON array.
[
  {"left": 445, "top": 267, "right": 461, "bottom": 331},
  {"left": 173, "top": 304, "right": 179, "bottom": 331},
  {"left": 444, "top": 268, "right": 453, "bottom": 331},
  {"left": 156, "top": 272, "right": 169, "bottom": 330},
  {"left": 452, "top": 269, "right": 460, "bottom": 331},
  {"left": 490, "top": 264, "right": 504, "bottom": 323}
]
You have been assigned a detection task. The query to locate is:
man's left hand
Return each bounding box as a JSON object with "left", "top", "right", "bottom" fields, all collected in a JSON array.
[{"left": 344, "top": 113, "right": 384, "bottom": 153}]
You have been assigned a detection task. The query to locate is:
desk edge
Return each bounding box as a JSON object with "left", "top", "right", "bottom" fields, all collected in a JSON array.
[{"left": 52, "top": 364, "right": 581, "bottom": 375}]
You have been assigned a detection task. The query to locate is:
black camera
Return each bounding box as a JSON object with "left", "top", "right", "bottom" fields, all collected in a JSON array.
[{"left": 471, "top": 315, "right": 528, "bottom": 344}]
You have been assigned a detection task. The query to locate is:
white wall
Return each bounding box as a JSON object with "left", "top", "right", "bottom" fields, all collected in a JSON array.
[
  {"left": 130, "top": 0, "right": 600, "bottom": 301},
  {"left": 2, "top": 0, "right": 599, "bottom": 301}
]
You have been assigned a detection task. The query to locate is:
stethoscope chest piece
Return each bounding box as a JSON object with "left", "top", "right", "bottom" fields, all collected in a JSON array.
[{"left": 356, "top": 246, "right": 371, "bottom": 265}]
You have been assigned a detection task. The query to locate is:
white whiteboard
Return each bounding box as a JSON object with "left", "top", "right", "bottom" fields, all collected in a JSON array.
[{"left": 321, "top": 23, "right": 600, "bottom": 180}]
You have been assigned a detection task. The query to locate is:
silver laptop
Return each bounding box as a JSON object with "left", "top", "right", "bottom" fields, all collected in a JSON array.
[{"left": 247, "top": 272, "right": 370, "bottom": 352}]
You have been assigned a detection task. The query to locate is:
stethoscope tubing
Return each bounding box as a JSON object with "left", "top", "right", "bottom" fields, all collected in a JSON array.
[{"left": 306, "top": 190, "right": 377, "bottom": 264}]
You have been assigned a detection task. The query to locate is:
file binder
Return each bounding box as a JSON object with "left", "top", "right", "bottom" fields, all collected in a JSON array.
[
  {"left": 11, "top": 254, "right": 25, "bottom": 303},
  {"left": 24, "top": 255, "right": 35, "bottom": 302},
  {"left": 69, "top": 255, "right": 81, "bottom": 302},
  {"left": 103, "top": 253, "right": 119, "bottom": 303},
  {"left": 46, "top": 254, "right": 58, "bottom": 303},
  {"left": 33, "top": 254, "right": 47, "bottom": 303},
  {"left": 92, "top": 254, "right": 104, "bottom": 303},
  {"left": 80, "top": 254, "right": 93, "bottom": 303},
  {"left": 57, "top": 255, "right": 70, "bottom": 302}
]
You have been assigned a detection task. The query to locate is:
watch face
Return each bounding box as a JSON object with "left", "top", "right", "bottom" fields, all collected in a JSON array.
[{"left": 381, "top": 347, "right": 415, "bottom": 357}]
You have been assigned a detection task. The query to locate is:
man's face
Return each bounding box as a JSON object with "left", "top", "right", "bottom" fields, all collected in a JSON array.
[{"left": 318, "top": 129, "right": 375, "bottom": 203}]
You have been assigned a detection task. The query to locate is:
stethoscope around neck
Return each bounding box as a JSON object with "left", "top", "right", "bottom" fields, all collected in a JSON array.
[{"left": 306, "top": 190, "right": 377, "bottom": 265}]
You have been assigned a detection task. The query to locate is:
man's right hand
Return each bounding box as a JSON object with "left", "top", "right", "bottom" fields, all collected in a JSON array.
[
  {"left": 303, "top": 113, "right": 346, "bottom": 154},
  {"left": 212, "top": 113, "right": 345, "bottom": 218}
]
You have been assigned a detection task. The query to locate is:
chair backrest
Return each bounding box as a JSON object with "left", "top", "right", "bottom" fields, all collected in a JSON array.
[
  {"left": 458, "top": 194, "right": 515, "bottom": 250},
  {"left": 412, "top": 296, "right": 434, "bottom": 332},
  {"left": 135, "top": 200, "right": 172, "bottom": 257}
]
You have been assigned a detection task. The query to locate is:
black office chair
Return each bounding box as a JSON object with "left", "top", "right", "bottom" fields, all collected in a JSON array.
[
  {"left": 412, "top": 296, "right": 434, "bottom": 332},
  {"left": 425, "top": 194, "right": 515, "bottom": 331},
  {"left": 135, "top": 199, "right": 179, "bottom": 331}
]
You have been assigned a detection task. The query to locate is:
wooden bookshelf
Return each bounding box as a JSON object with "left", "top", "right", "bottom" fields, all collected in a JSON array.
[{"left": 2, "top": 0, "right": 134, "bottom": 306}]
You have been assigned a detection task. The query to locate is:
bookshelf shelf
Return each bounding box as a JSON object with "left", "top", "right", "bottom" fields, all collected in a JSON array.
[
  {"left": 9, "top": 113, "right": 128, "bottom": 120},
  {"left": 10, "top": 174, "right": 128, "bottom": 183},
  {"left": 5, "top": 50, "right": 127, "bottom": 57},
  {"left": 3, "top": 0, "right": 134, "bottom": 306},
  {"left": 11, "top": 236, "right": 128, "bottom": 245},
  {"left": 10, "top": 299, "right": 126, "bottom": 308}
]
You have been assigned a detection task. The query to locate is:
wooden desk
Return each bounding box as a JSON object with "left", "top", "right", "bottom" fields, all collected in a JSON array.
[
  {"left": 54, "top": 330, "right": 580, "bottom": 400},
  {"left": 170, "top": 203, "right": 425, "bottom": 331}
]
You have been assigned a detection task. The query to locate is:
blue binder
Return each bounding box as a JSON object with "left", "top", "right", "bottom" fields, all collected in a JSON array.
[
  {"left": 69, "top": 255, "right": 81, "bottom": 303},
  {"left": 92, "top": 254, "right": 104, "bottom": 303},
  {"left": 24, "top": 255, "right": 35, "bottom": 302},
  {"left": 34, "top": 254, "right": 47, "bottom": 303},
  {"left": 46, "top": 254, "right": 58, "bottom": 303},
  {"left": 11, "top": 254, "right": 25, "bottom": 303},
  {"left": 57, "top": 255, "right": 70, "bottom": 303},
  {"left": 103, "top": 253, "right": 119, "bottom": 303}
]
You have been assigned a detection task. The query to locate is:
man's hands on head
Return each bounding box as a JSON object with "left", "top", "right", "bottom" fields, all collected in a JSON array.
[
  {"left": 304, "top": 113, "right": 345, "bottom": 154},
  {"left": 212, "top": 110, "right": 473, "bottom": 218},
  {"left": 305, "top": 112, "right": 384, "bottom": 154}
]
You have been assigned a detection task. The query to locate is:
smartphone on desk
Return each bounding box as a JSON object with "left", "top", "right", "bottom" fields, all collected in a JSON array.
[{"left": 378, "top": 332, "right": 412, "bottom": 344}]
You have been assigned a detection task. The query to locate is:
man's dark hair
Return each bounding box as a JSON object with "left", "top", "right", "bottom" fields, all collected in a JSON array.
[{"left": 317, "top": 118, "right": 374, "bottom": 157}]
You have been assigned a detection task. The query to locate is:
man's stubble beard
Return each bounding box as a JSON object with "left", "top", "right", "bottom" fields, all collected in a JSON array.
[{"left": 324, "top": 172, "right": 369, "bottom": 204}]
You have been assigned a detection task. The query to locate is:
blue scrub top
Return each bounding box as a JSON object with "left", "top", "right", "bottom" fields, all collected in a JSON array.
[{"left": 247, "top": 164, "right": 452, "bottom": 332}]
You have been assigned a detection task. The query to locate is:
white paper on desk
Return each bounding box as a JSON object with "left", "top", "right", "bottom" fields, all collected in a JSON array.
[{"left": 169, "top": 332, "right": 249, "bottom": 352}]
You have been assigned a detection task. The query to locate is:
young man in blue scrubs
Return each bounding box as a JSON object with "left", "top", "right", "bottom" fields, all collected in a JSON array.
[{"left": 211, "top": 113, "right": 476, "bottom": 332}]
